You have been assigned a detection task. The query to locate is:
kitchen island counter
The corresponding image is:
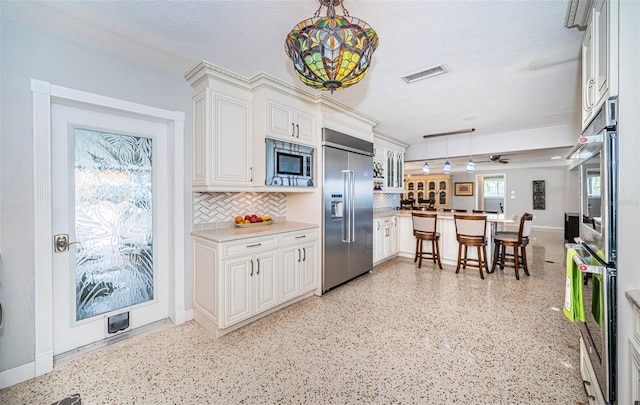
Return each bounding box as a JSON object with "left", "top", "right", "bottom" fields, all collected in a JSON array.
[
  {"left": 374, "top": 209, "right": 517, "bottom": 266},
  {"left": 192, "top": 221, "right": 317, "bottom": 243}
]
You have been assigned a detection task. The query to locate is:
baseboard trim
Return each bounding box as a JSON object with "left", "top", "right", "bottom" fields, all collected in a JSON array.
[{"left": 0, "top": 361, "right": 34, "bottom": 390}]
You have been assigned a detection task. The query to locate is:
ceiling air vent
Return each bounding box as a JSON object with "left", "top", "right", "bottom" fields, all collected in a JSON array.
[{"left": 401, "top": 64, "right": 446, "bottom": 84}]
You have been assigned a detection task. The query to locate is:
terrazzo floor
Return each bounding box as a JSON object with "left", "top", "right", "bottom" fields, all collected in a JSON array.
[{"left": 1, "top": 229, "right": 588, "bottom": 404}]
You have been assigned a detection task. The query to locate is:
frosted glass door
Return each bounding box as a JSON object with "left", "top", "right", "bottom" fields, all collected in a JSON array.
[
  {"left": 74, "top": 129, "right": 154, "bottom": 320},
  {"left": 52, "top": 102, "right": 169, "bottom": 356}
]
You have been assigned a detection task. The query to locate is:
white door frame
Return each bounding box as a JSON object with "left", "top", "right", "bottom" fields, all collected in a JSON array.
[{"left": 31, "top": 79, "right": 186, "bottom": 377}]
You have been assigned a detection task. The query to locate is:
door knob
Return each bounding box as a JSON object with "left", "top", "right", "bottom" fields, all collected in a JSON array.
[{"left": 54, "top": 234, "right": 82, "bottom": 253}]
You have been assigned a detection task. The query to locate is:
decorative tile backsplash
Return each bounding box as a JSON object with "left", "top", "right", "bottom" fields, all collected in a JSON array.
[
  {"left": 193, "top": 192, "right": 287, "bottom": 227},
  {"left": 193, "top": 192, "right": 397, "bottom": 229},
  {"left": 374, "top": 193, "right": 400, "bottom": 209}
]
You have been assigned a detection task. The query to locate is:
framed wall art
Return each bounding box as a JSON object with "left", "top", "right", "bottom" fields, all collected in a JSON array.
[
  {"left": 454, "top": 182, "right": 474, "bottom": 196},
  {"left": 533, "top": 180, "right": 545, "bottom": 209}
]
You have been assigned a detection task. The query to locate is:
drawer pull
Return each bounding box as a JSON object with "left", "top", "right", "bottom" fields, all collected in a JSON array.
[
  {"left": 581, "top": 380, "right": 595, "bottom": 400},
  {"left": 246, "top": 243, "right": 262, "bottom": 248},
  {"left": 295, "top": 235, "right": 306, "bottom": 239}
]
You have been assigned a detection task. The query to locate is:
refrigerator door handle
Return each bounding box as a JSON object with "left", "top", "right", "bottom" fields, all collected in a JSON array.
[
  {"left": 342, "top": 170, "right": 350, "bottom": 242},
  {"left": 349, "top": 170, "right": 355, "bottom": 242}
]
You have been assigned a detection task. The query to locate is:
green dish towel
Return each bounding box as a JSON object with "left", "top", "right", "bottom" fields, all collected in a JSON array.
[{"left": 563, "top": 249, "right": 585, "bottom": 322}]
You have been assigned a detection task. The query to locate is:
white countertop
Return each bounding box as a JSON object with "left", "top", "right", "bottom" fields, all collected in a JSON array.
[
  {"left": 374, "top": 209, "right": 514, "bottom": 223},
  {"left": 192, "top": 221, "right": 318, "bottom": 243}
]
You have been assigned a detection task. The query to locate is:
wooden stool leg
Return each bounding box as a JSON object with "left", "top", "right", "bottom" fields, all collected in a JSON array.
[
  {"left": 513, "top": 246, "right": 520, "bottom": 280},
  {"left": 435, "top": 239, "right": 443, "bottom": 270},
  {"left": 418, "top": 239, "right": 423, "bottom": 268},
  {"left": 499, "top": 244, "right": 506, "bottom": 270},
  {"left": 462, "top": 245, "right": 468, "bottom": 269},
  {"left": 431, "top": 240, "right": 437, "bottom": 264},
  {"left": 456, "top": 243, "right": 463, "bottom": 273},
  {"left": 482, "top": 245, "right": 489, "bottom": 272},
  {"left": 477, "top": 246, "right": 485, "bottom": 279},
  {"left": 414, "top": 237, "right": 419, "bottom": 262},
  {"left": 491, "top": 241, "right": 500, "bottom": 273},
  {"left": 521, "top": 245, "right": 530, "bottom": 276}
]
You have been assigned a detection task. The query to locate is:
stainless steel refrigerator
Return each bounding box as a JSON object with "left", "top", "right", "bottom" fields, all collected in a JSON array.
[{"left": 322, "top": 128, "right": 374, "bottom": 292}]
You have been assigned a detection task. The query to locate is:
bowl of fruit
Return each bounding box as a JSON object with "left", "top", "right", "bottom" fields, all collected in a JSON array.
[{"left": 234, "top": 214, "right": 272, "bottom": 227}]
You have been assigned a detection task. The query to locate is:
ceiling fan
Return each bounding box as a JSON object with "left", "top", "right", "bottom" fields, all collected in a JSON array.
[{"left": 476, "top": 155, "right": 510, "bottom": 164}]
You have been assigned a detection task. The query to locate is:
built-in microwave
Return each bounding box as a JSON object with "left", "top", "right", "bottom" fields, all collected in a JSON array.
[{"left": 265, "top": 138, "right": 314, "bottom": 187}]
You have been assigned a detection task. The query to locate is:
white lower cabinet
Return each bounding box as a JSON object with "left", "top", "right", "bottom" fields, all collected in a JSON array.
[
  {"left": 580, "top": 336, "right": 606, "bottom": 405},
  {"left": 193, "top": 227, "right": 318, "bottom": 337},
  {"left": 222, "top": 250, "right": 278, "bottom": 327},
  {"left": 374, "top": 216, "right": 397, "bottom": 265},
  {"left": 396, "top": 215, "right": 414, "bottom": 256},
  {"left": 630, "top": 339, "right": 640, "bottom": 404}
]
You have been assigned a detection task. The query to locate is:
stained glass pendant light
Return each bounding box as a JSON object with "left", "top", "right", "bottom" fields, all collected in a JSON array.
[{"left": 284, "top": 0, "right": 379, "bottom": 93}]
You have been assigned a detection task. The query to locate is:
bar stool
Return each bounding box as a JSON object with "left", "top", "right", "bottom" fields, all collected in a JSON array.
[
  {"left": 412, "top": 212, "right": 442, "bottom": 269},
  {"left": 490, "top": 213, "right": 533, "bottom": 280},
  {"left": 454, "top": 214, "right": 489, "bottom": 279}
]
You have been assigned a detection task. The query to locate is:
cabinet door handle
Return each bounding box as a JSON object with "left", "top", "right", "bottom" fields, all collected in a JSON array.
[
  {"left": 296, "top": 124, "right": 300, "bottom": 138},
  {"left": 291, "top": 122, "right": 295, "bottom": 137},
  {"left": 298, "top": 248, "right": 301, "bottom": 262},
  {"left": 302, "top": 248, "right": 306, "bottom": 261},
  {"left": 250, "top": 166, "right": 253, "bottom": 182},
  {"left": 256, "top": 258, "right": 260, "bottom": 275},
  {"left": 250, "top": 260, "right": 254, "bottom": 277}
]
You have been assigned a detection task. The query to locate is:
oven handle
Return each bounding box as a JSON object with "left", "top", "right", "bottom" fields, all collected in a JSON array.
[{"left": 565, "top": 243, "right": 606, "bottom": 275}]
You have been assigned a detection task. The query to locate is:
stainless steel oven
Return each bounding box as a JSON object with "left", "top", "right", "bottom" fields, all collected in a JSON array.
[
  {"left": 568, "top": 97, "right": 617, "bottom": 403},
  {"left": 265, "top": 138, "right": 314, "bottom": 187}
]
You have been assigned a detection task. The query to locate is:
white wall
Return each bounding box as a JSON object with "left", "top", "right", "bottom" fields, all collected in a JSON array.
[
  {"left": 615, "top": 1, "right": 640, "bottom": 403},
  {"left": 448, "top": 166, "right": 579, "bottom": 228},
  {"left": 0, "top": 19, "right": 193, "bottom": 374}
]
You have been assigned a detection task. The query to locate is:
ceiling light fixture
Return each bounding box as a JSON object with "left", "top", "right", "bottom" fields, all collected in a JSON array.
[
  {"left": 423, "top": 136, "right": 430, "bottom": 174},
  {"left": 284, "top": 0, "right": 379, "bottom": 94},
  {"left": 466, "top": 133, "right": 475, "bottom": 173},
  {"left": 423, "top": 128, "right": 476, "bottom": 138},
  {"left": 443, "top": 136, "right": 451, "bottom": 174}
]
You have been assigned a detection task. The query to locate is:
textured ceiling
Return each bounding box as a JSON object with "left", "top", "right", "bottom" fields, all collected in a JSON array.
[{"left": 2, "top": 0, "right": 584, "bottom": 168}]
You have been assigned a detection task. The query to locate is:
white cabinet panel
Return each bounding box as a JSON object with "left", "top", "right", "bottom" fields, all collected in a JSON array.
[
  {"left": 300, "top": 241, "right": 317, "bottom": 294},
  {"left": 191, "top": 87, "right": 253, "bottom": 191},
  {"left": 580, "top": 0, "right": 616, "bottom": 129},
  {"left": 258, "top": 90, "right": 317, "bottom": 146},
  {"left": 223, "top": 257, "right": 252, "bottom": 327},
  {"left": 254, "top": 251, "right": 279, "bottom": 313},
  {"left": 192, "top": 227, "right": 318, "bottom": 337},
  {"left": 280, "top": 245, "right": 301, "bottom": 302}
]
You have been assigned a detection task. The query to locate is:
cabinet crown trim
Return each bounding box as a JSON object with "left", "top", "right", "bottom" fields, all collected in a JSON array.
[{"left": 185, "top": 60, "right": 378, "bottom": 126}]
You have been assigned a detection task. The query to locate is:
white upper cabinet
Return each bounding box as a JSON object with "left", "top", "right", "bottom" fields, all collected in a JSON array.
[
  {"left": 581, "top": 0, "right": 618, "bottom": 129},
  {"left": 255, "top": 87, "right": 318, "bottom": 147},
  {"left": 187, "top": 64, "right": 254, "bottom": 192},
  {"left": 185, "top": 61, "right": 379, "bottom": 191},
  {"left": 373, "top": 133, "right": 407, "bottom": 193}
]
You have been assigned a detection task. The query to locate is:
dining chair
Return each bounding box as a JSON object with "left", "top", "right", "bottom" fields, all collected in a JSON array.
[
  {"left": 453, "top": 214, "right": 489, "bottom": 279},
  {"left": 412, "top": 212, "right": 442, "bottom": 269},
  {"left": 490, "top": 213, "right": 533, "bottom": 279}
]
